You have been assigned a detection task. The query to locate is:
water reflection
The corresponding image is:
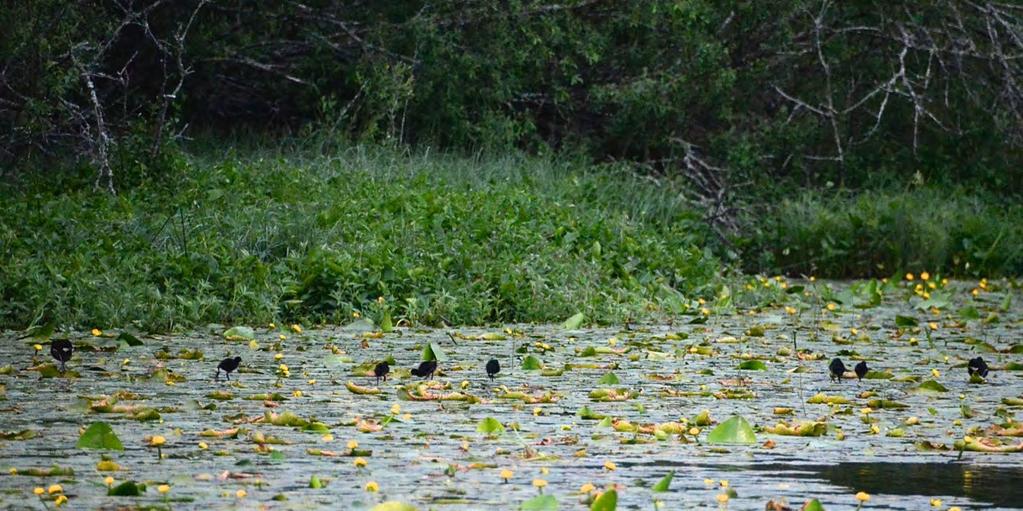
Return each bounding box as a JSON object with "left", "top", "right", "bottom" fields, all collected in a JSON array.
[{"left": 731, "top": 462, "right": 1023, "bottom": 507}]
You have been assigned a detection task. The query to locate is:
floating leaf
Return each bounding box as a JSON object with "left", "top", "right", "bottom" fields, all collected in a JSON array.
[
  {"left": 894, "top": 315, "right": 918, "bottom": 328},
  {"left": 807, "top": 393, "right": 850, "bottom": 405},
  {"left": 958, "top": 306, "right": 981, "bottom": 321},
  {"left": 346, "top": 381, "right": 382, "bottom": 395},
  {"left": 598, "top": 372, "right": 620, "bottom": 385},
  {"left": 0, "top": 430, "right": 36, "bottom": 441},
  {"left": 764, "top": 421, "right": 827, "bottom": 437},
  {"left": 652, "top": 471, "right": 674, "bottom": 492},
  {"left": 422, "top": 342, "right": 448, "bottom": 362},
  {"left": 914, "top": 380, "right": 949, "bottom": 394},
  {"left": 477, "top": 417, "right": 506, "bottom": 436},
  {"left": 738, "top": 360, "right": 767, "bottom": 371},
  {"left": 224, "top": 326, "right": 256, "bottom": 341},
  {"left": 309, "top": 475, "right": 324, "bottom": 489},
  {"left": 371, "top": 503, "right": 419, "bottom": 511},
  {"left": 562, "top": 312, "right": 585, "bottom": 330},
  {"left": 802, "top": 499, "right": 826, "bottom": 511},
  {"left": 578, "top": 406, "right": 605, "bottom": 420},
  {"left": 117, "top": 332, "right": 144, "bottom": 346},
  {"left": 76, "top": 422, "right": 124, "bottom": 451},
  {"left": 108, "top": 481, "right": 145, "bottom": 496},
  {"left": 707, "top": 416, "right": 757, "bottom": 444},
  {"left": 590, "top": 488, "right": 617, "bottom": 511},
  {"left": 521, "top": 494, "right": 558, "bottom": 511},
  {"left": 521, "top": 355, "right": 542, "bottom": 370}
]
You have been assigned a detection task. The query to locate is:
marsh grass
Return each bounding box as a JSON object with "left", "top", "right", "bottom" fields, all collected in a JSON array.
[{"left": 0, "top": 143, "right": 718, "bottom": 332}]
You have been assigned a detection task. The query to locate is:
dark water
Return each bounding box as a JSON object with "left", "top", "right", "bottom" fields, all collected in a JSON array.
[{"left": 816, "top": 462, "right": 1023, "bottom": 508}]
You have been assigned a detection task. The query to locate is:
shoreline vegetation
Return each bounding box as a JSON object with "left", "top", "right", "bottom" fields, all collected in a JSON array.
[{"left": 2, "top": 144, "right": 1019, "bottom": 333}]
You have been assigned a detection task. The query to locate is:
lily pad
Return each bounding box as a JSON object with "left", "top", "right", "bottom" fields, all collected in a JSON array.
[
  {"left": 76, "top": 422, "right": 124, "bottom": 451},
  {"left": 707, "top": 415, "right": 757, "bottom": 444},
  {"left": 224, "top": 326, "right": 256, "bottom": 341}
]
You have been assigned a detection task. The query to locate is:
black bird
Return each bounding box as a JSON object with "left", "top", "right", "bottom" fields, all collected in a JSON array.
[
  {"left": 50, "top": 339, "right": 73, "bottom": 373},
  {"left": 216, "top": 356, "right": 242, "bottom": 380},
  {"left": 410, "top": 360, "right": 437, "bottom": 379},
  {"left": 854, "top": 361, "right": 869, "bottom": 381},
  {"left": 374, "top": 361, "right": 390, "bottom": 383},
  {"left": 967, "top": 357, "right": 989, "bottom": 378},
  {"left": 485, "top": 358, "right": 500, "bottom": 380},
  {"left": 828, "top": 358, "right": 847, "bottom": 382}
]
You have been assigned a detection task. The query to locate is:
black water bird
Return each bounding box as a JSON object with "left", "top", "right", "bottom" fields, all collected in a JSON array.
[
  {"left": 374, "top": 361, "right": 390, "bottom": 383},
  {"left": 854, "top": 361, "right": 869, "bottom": 381},
  {"left": 50, "top": 339, "right": 73, "bottom": 373},
  {"left": 967, "top": 357, "right": 989, "bottom": 378},
  {"left": 216, "top": 356, "right": 242, "bottom": 380},
  {"left": 829, "top": 358, "right": 846, "bottom": 382},
  {"left": 411, "top": 360, "right": 437, "bottom": 379},
  {"left": 485, "top": 358, "right": 500, "bottom": 380}
]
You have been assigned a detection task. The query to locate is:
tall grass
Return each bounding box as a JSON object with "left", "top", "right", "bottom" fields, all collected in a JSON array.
[
  {"left": 739, "top": 187, "right": 1023, "bottom": 277},
  {"left": 0, "top": 144, "right": 720, "bottom": 332}
]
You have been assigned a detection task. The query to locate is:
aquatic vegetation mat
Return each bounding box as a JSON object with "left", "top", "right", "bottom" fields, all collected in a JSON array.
[{"left": 0, "top": 279, "right": 1021, "bottom": 509}]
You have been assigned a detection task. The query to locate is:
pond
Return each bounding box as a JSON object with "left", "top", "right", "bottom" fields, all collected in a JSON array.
[{"left": 0, "top": 278, "right": 1020, "bottom": 510}]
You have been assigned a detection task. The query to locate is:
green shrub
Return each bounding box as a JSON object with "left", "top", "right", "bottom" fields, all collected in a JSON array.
[
  {"left": 0, "top": 144, "right": 719, "bottom": 331},
  {"left": 740, "top": 188, "right": 1023, "bottom": 278}
]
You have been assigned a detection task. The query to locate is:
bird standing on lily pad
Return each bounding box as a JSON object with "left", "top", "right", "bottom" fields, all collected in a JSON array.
[
  {"left": 216, "top": 356, "right": 241, "bottom": 380},
  {"left": 486, "top": 358, "right": 500, "bottom": 380},
  {"left": 855, "top": 361, "right": 868, "bottom": 381},
  {"left": 829, "top": 358, "right": 846, "bottom": 382},
  {"left": 374, "top": 361, "right": 390, "bottom": 383},
  {"left": 411, "top": 360, "right": 437, "bottom": 379},
  {"left": 967, "top": 357, "right": 989, "bottom": 378},
  {"left": 50, "top": 339, "right": 73, "bottom": 373}
]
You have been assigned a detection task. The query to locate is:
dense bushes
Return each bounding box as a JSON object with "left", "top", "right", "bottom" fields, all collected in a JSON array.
[
  {"left": 0, "top": 146, "right": 720, "bottom": 331},
  {"left": 739, "top": 188, "right": 1023, "bottom": 278},
  {"left": 3, "top": 1, "right": 1021, "bottom": 193}
]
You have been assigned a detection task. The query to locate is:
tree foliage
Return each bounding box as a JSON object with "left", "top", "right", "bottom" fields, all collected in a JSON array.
[{"left": 2, "top": 1, "right": 1021, "bottom": 198}]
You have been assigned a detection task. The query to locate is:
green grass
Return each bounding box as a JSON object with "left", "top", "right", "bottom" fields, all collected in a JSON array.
[
  {"left": 739, "top": 187, "right": 1023, "bottom": 278},
  {"left": 0, "top": 144, "right": 721, "bottom": 332}
]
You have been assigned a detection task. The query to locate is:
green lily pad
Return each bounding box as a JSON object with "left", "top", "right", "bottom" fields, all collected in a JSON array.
[
  {"left": 652, "top": 471, "right": 674, "bottom": 492},
  {"left": 521, "top": 494, "right": 558, "bottom": 510},
  {"left": 77, "top": 422, "right": 124, "bottom": 451},
  {"left": 707, "top": 415, "right": 757, "bottom": 444},
  {"left": 224, "top": 326, "right": 256, "bottom": 341},
  {"left": 590, "top": 488, "right": 617, "bottom": 511},
  {"left": 563, "top": 312, "right": 586, "bottom": 330},
  {"left": 738, "top": 360, "right": 767, "bottom": 370}
]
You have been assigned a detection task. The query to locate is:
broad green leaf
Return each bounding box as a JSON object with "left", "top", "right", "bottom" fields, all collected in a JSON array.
[
  {"left": 652, "top": 471, "right": 674, "bottom": 492},
  {"left": 521, "top": 355, "right": 542, "bottom": 370},
  {"left": 706, "top": 415, "right": 757, "bottom": 444},
  {"left": 957, "top": 306, "right": 981, "bottom": 321},
  {"left": 108, "top": 481, "right": 145, "bottom": 496},
  {"left": 563, "top": 312, "right": 586, "bottom": 330},
  {"left": 914, "top": 380, "right": 949, "bottom": 394},
  {"left": 477, "top": 417, "right": 505, "bottom": 435},
  {"left": 802, "top": 499, "right": 825, "bottom": 511},
  {"left": 422, "top": 342, "right": 448, "bottom": 362},
  {"left": 76, "top": 422, "right": 124, "bottom": 451},
  {"left": 117, "top": 332, "right": 144, "bottom": 346},
  {"left": 738, "top": 360, "right": 767, "bottom": 370},
  {"left": 521, "top": 494, "right": 558, "bottom": 511},
  {"left": 786, "top": 285, "right": 805, "bottom": 294},
  {"left": 598, "top": 372, "right": 620, "bottom": 385},
  {"left": 380, "top": 311, "right": 393, "bottom": 333},
  {"left": 309, "top": 475, "right": 323, "bottom": 489},
  {"left": 224, "top": 326, "right": 256, "bottom": 341},
  {"left": 590, "top": 489, "right": 617, "bottom": 511},
  {"left": 371, "top": 503, "right": 418, "bottom": 511},
  {"left": 894, "top": 315, "right": 918, "bottom": 328}
]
